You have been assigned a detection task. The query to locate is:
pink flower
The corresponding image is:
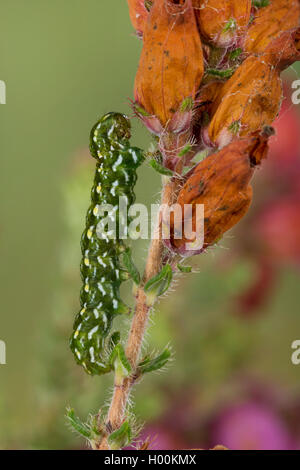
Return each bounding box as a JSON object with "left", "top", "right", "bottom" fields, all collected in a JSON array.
[{"left": 212, "top": 402, "right": 293, "bottom": 450}]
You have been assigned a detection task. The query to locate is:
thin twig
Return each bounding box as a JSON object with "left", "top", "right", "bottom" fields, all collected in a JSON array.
[{"left": 96, "top": 178, "right": 178, "bottom": 450}]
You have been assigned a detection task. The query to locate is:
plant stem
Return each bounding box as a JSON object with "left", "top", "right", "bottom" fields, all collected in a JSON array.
[{"left": 96, "top": 178, "right": 178, "bottom": 450}]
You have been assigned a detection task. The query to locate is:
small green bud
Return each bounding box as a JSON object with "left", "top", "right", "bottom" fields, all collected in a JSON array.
[
  {"left": 228, "top": 120, "right": 241, "bottom": 135},
  {"left": 109, "top": 344, "right": 132, "bottom": 385},
  {"left": 223, "top": 18, "right": 236, "bottom": 33},
  {"left": 144, "top": 264, "right": 173, "bottom": 305},
  {"left": 177, "top": 263, "right": 192, "bottom": 273},
  {"left": 108, "top": 421, "right": 132, "bottom": 450},
  {"left": 180, "top": 96, "right": 194, "bottom": 112}
]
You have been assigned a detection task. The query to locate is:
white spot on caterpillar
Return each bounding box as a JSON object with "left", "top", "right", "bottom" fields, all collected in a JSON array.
[
  {"left": 93, "top": 309, "right": 99, "bottom": 319},
  {"left": 122, "top": 169, "right": 129, "bottom": 182},
  {"left": 88, "top": 326, "right": 99, "bottom": 340},
  {"left": 131, "top": 149, "right": 138, "bottom": 163},
  {"left": 102, "top": 312, "right": 108, "bottom": 329},
  {"left": 97, "top": 256, "right": 106, "bottom": 267},
  {"left": 98, "top": 283, "right": 106, "bottom": 296},
  {"left": 112, "top": 155, "right": 123, "bottom": 171},
  {"left": 75, "top": 349, "right": 81, "bottom": 360},
  {"left": 110, "top": 181, "right": 118, "bottom": 197},
  {"left": 96, "top": 361, "right": 106, "bottom": 368},
  {"left": 87, "top": 228, "right": 93, "bottom": 239},
  {"left": 84, "top": 284, "right": 89, "bottom": 292},
  {"left": 113, "top": 299, "right": 119, "bottom": 309},
  {"left": 89, "top": 347, "right": 95, "bottom": 363}
]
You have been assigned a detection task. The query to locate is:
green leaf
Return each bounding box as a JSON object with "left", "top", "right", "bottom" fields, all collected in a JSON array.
[
  {"left": 66, "top": 408, "right": 91, "bottom": 439},
  {"left": 178, "top": 144, "right": 193, "bottom": 157},
  {"left": 121, "top": 248, "right": 141, "bottom": 285},
  {"left": 177, "top": 263, "right": 192, "bottom": 273},
  {"left": 138, "top": 348, "right": 171, "bottom": 374},
  {"left": 109, "top": 344, "right": 132, "bottom": 384},
  {"left": 149, "top": 158, "right": 173, "bottom": 176},
  {"left": 108, "top": 421, "right": 132, "bottom": 450},
  {"left": 144, "top": 264, "right": 173, "bottom": 298}
]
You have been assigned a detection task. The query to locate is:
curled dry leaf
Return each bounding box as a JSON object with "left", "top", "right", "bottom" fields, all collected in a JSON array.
[
  {"left": 134, "top": 0, "right": 204, "bottom": 131},
  {"left": 205, "top": 55, "right": 282, "bottom": 148},
  {"left": 166, "top": 132, "right": 270, "bottom": 256},
  {"left": 244, "top": 0, "right": 300, "bottom": 54},
  {"left": 262, "top": 28, "right": 300, "bottom": 70},
  {"left": 193, "top": 0, "right": 251, "bottom": 47}
]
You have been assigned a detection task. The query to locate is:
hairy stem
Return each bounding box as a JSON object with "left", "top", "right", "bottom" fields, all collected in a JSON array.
[{"left": 96, "top": 178, "right": 178, "bottom": 450}]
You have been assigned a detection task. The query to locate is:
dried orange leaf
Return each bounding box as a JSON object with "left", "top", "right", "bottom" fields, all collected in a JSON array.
[
  {"left": 170, "top": 133, "right": 270, "bottom": 254},
  {"left": 134, "top": 0, "right": 204, "bottom": 128},
  {"left": 193, "top": 0, "right": 251, "bottom": 47},
  {"left": 244, "top": 0, "right": 300, "bottom": 54},
  {"left": 207, "top": 55, "right": 282, "bottom": 147},
  {"left": 127, "top": 0, "right": 149, "bottom": 35}
]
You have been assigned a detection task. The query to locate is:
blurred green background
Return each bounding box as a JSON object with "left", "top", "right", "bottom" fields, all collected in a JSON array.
[{"left": 0, "top": 1, "right": 300, "bottom": 449}]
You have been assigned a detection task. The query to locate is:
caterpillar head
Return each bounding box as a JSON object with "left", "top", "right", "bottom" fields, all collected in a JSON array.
[{"left": 90, "top": 112, "right": 131, "bottom": 158}]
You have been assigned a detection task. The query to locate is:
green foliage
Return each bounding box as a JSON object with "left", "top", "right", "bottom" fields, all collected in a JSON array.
[
  {"left": 144, "top": 264, "right": 173, "bottom": 304},
  {"left": 108, "top": 421, "right": 132, "bottom": 450},
  {"left": 109, "top": 344, "right": 132, "bottom": 383},
  {"left": 223, "top": 18, "right": 236, "bottom": 33},
  {"left": 121, "top": 248, "right": 141, "bottom": 286},
  {"left": 138, "top": 348, "right": 171, "bottom": 374},
  {"left": 177, "top": 263, "right": 192, "bottom": 273},
  {"left": 149, "top": 158, "right": 173, "bottom": 176},
  {"left": 66, "top": 408, "right": 91, "bottom": 439}
]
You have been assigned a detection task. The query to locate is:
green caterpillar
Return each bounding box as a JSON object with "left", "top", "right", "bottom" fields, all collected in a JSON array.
[{"left": 70, "top": 113, "right": 144, "bottom": 375}]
